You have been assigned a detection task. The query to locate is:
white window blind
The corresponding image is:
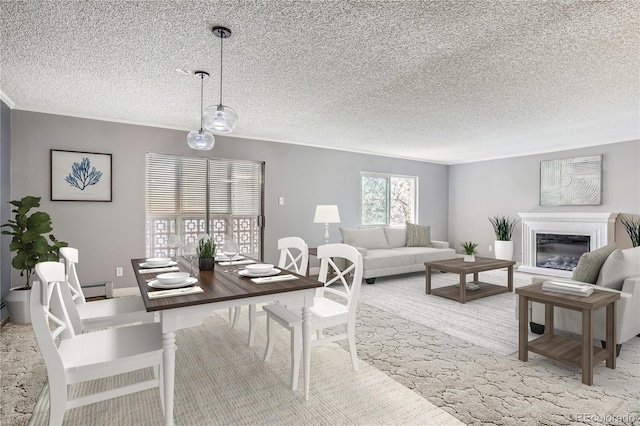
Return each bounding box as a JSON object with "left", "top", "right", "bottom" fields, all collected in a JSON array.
[{"left": 146, "top": 153, "right": 263, "bottom": 258}]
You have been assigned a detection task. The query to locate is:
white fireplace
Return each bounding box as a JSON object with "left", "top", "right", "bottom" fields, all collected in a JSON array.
[{"left": 518, "top": 212, "right": 618, "bottom": 278}]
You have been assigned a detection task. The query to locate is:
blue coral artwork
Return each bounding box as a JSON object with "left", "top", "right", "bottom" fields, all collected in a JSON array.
[{"left": 51, "top": 150, "right": 112, "bottom": 201}]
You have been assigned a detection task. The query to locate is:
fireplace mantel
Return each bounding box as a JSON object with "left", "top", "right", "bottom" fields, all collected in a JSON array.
[{"left": 518, "top": 212, "right": 618, "bottom": 278}]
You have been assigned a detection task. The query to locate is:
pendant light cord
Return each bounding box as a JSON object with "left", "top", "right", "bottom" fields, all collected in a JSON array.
[
  {"left": 199, "top": 73, "right": 204, "bottom": 131},
  {"left": 219, "top": 32, "right": 224, "bottom": 106}
]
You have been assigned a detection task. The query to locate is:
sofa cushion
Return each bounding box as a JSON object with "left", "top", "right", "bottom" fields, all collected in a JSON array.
[
  {"left": 362, "top": 249, "right": 415, "bottom": 270},
  {"left": 340, "top": 227, "right": 388, "bottom": 249},
  {"left": 384, "top": 226, "right": 406, "bottom": 248},
  {"left": 571, "top": 243, "right": 615, "bottom": 284},
  {"left": 405, "top": 222, "right": 432, "bottom": 247},
  {"left": 394, "top": 247, "right": 456, "bottom": 263},
  {"left": 596, "top": 246, "right": 640, "bottom": 290}
]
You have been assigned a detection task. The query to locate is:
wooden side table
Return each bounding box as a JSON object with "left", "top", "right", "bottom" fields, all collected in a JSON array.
[{"left": 516, "top": 283, "right": 620, "bottom": 385}]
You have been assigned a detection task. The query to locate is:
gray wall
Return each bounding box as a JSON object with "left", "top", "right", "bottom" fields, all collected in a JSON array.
[
  {"left": 448, "top": 140, "right": 640, "bottom": 261},
  {"left": 1, "top": 100, "right": 11, "bottom": 320},
  {"left": 9, "top": 110, "right": 449, "bottom": 289}
]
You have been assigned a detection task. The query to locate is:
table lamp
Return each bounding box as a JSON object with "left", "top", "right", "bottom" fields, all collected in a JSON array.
[{"left": 313, "top": 205, "right": 341, "bottom": 244}]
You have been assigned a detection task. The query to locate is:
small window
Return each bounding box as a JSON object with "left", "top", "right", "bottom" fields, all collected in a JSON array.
[{"left": 360, "top": 172, "right": 417, "bottom": 227}]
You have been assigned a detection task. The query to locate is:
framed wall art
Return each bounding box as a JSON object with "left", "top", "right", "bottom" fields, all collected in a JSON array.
[
  {"left": 51, "top": 149, "right": 112, "bottom": 202},
  {"left": 539, "top": 154, "right": 602, "bottom": 206}
]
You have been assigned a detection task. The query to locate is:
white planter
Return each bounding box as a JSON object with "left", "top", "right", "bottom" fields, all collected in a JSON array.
[
  {"left": 463, "top": 254, "right": 475, "bottom": 262},
  {"left": 6, "top": 287, "right": 31, "bottom": 324},
  {"left": 494, "top": 240, "right": 514, "bottom": 261}
]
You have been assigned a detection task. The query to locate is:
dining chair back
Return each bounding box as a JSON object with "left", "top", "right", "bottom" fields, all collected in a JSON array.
[
  {"left": 277, "top": 236, "right": 309, "bottom": 274},
  {"left": 59, "top": 246, "right": 155, "bottom": 332},
  {"left": 32, "top": 262, "right": 163, "bottom": 425},
  {"left": 238, "top": 236, "right": 310, "bottom": 346},
  {"left": 263, "top": 243, "right": 363, "bottom": 391}
]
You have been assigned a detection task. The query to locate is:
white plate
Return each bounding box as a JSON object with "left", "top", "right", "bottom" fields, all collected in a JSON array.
[
  {"left": 238, "top": 268, "right": 281, "bottom": 278},
  {"left": 215, "top": 254, "right": 245, "bottom": 262},
  {"left": 139, "top": 260, "right": 178, "bottom": 268},
  {"left": 147, "top": 276, "right": 198, "bottom": 289}
]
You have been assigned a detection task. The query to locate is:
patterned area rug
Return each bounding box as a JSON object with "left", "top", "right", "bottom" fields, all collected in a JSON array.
[
  {"left": 358, "top": 269, "right": 533, "bottom": 355},
  {"left": 5, "top": 311, "right": 459, "bottom": 426},
  {"left": 349, "top": 271, "right": 640, "bottom": 425}
]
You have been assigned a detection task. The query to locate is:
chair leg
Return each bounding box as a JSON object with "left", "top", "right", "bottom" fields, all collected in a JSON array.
[
  {"left": 229, "top": 307, "right": 241, "bottom": 329},
  {"left": 48, "top": 380, "right": 67, "bottom": 426},
  {"left": 248, "top": 304, "right": 257, "bottom": 346},
  {"left": 316, "top": 329, "right": 323, "bottom": 340},
  {"left": 291, "top": 325, "right": 301, "bottom": 391},
  {"left": 264, "top": 316, "right": 276, "bottom": 362},
  {"left": 347, "top": 322, "right": 359, "bottom": 371}
]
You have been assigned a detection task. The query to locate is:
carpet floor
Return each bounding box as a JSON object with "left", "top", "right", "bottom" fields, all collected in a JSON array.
[{"left": 2, "top": 270, "right": 639, "bottom": 425}]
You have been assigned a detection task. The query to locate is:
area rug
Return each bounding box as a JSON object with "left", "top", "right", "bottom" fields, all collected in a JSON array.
[
  {"left": 349, "top": 271, "right": 640, "bottom": 425},
  {"left": 26, "top": 311, "right": 461, "bottom": 426},
  {"left": 358, "top": 270, "right": 534, "bottom": 355}
]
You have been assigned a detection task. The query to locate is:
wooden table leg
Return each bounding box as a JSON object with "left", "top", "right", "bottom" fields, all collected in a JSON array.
[
  {"left": 459, "top": 273, "right": 466, "bottom": 304},
  {"left": 518, "top": 295, "right": 528, "bottom": 362},
  {"left": 473, "top": 272, "right": 479, "bottom": 283},
  {"left": 544, "top": 303, "right": 554, "bottom": 336},
  {"left": 606, "top": 301, "right": 617, "bottom": 369},
  {"left": 162, "top": 331, "right": 177, "bottom": 426},
  {"left": 507, "top": 265, "right": 514, "bottom": 292},
  {"left": 425, "top": 266, "right": 432, "bottom": 294},
  {"left": 582, "top": 308, "right": 594, "bottom": 385}
]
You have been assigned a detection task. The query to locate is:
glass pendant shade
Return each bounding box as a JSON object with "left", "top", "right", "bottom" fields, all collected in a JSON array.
[
  {"left": 202, "top": 104, "right": 238, "bottom": 133},
  {"left": 187, "top": 129, "right": 215, "bottom": 150}
]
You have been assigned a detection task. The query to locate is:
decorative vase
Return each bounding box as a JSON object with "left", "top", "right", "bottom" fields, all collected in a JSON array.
[
  {"left": 6, "top": 287, "right": 32, "bottom": 324},
  {"left": 198, "top": 257, "right": 214, "bottom": 271},
  {"left": 463, "top": 254, "right": 475, "bottom": 262},
  {"left": 494, "top": 240, "right": 514, "bottom": 261}
]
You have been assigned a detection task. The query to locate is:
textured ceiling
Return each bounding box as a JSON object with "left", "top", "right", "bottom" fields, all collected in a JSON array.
[{"left": 1, "top": 1, "right": 638, "bottom": 164}]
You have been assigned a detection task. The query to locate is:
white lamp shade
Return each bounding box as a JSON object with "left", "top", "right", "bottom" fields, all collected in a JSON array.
[
  {"left": 313, "top": 205, "right": 341, "bottom": 223},
  {"left": 187, "top": 130, "right": 215, "bottom": 150},
  {"left": 202, "top": 104, "right": 238, "bottom": 133}
]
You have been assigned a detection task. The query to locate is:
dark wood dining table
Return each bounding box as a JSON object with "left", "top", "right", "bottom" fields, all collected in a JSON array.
[{"left": 131, "top": 256, "right": 323, "bottom": 426}]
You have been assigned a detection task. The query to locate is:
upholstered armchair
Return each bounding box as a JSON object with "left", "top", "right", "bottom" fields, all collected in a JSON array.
[{"left": 524, "top": 246, "right": 640, "bottom": 356}]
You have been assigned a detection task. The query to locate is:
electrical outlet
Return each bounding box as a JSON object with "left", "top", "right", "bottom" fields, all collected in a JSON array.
[
  {"left": 278, "top": 196, "right": 284, "bottom": 205},
  {"left": 488, "top": 245, "right": 493, "bottom": 252},
  {"left": 116, "top": 267, "right": 123, "bottom": 277}
]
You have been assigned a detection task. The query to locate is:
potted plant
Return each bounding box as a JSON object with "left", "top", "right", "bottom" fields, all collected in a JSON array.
[
  {"left": 620, "top": 216, "right": 640, "bottom": 247},
  {"left": 460, "top": 241, "right": 478, "bottom": 262},
  {"left": 197, "top": 234, "right": 216, "bottom": 270},
  {"left": 489, "top": 215, "right": 518, "bottom": 261},
  {"left": 1, "top": 196, "right": 67, "bottom": 323}
]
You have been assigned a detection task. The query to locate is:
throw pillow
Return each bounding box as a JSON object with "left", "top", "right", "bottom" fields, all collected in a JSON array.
[
  {"left": 596, "top": 246, "right": 640, "bottom": 290},
  {"left": 339, "top": 227, "right": 389, "bottom": 249},
  {"left": 405, "top": 222, "right": 432, "bottom": 247},
  {"left": 571, "top": 243, "right": 615, "bottom": 284},
  {"left": 384, "top": 226, "right": 406, "bottom": 248}
]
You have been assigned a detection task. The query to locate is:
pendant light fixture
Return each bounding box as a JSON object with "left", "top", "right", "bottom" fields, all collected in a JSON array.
[
  {"left": 187, "top": 71, "right": 215, "bottom": 150},
  {"left": 203, "top": 26, "right": 238, "bottom": 133}
]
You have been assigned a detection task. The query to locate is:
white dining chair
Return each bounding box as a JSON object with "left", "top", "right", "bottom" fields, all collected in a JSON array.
[
  {"left": 230, "top": 237, "right": 309, "bottom": 346},
  {"left": 59, "top": 247, "right": 155, "bottom": 332},
  {"left": 263, "top": 243, "right": 363, "bottom": 390},
  {"left": 32, "top": 262, "right": 163, "bottom": 425}
]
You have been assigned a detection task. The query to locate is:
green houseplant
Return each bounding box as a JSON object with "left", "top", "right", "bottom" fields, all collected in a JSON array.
[
  {"left": 488, "top": 215, "right": 518, "bottom": 261},
  {"left": 620, "top": 216, "right": 640, "bottom": 247},
  {"left": 1, "top": 196, "right": 68, "bottom": 323},
  {"left": 460, "top": 241, "right": 478, "bottom": 262},
  {"left": 197, "top": 234, "right": 216, "bottom": 270}
]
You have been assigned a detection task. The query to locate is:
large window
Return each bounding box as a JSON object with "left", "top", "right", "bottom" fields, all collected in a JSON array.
[
  {"left": 146, "top": 153, "right": 264, "bottom": 259},
  {"left": 360, "top": 172, "right": 417, "bottom": 226}
]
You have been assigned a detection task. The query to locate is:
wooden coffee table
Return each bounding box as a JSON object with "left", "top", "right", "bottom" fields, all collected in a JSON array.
[
  {"left": 516, "top": 283, "right": 619, "bottom": 385},
  {"left": 424, "top": 257, "right": 516, "bottom": 304}
]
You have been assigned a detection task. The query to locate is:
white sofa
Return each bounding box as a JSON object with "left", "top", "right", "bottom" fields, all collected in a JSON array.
[
  {"left": 339, "top": 226, "right": 456, "bottom": 284},
  {"left": 525, "top": 246, "right": 640, "bottom": 356}
]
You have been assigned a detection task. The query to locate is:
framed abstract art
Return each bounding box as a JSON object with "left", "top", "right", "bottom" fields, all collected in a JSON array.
[{"left": 539, "top": 154, "right": 602, "bottom": 206}]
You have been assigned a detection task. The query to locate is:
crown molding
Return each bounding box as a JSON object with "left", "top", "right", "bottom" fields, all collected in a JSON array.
[{"left": 0, "top": 91, "right": 15, "bottom": 108}]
